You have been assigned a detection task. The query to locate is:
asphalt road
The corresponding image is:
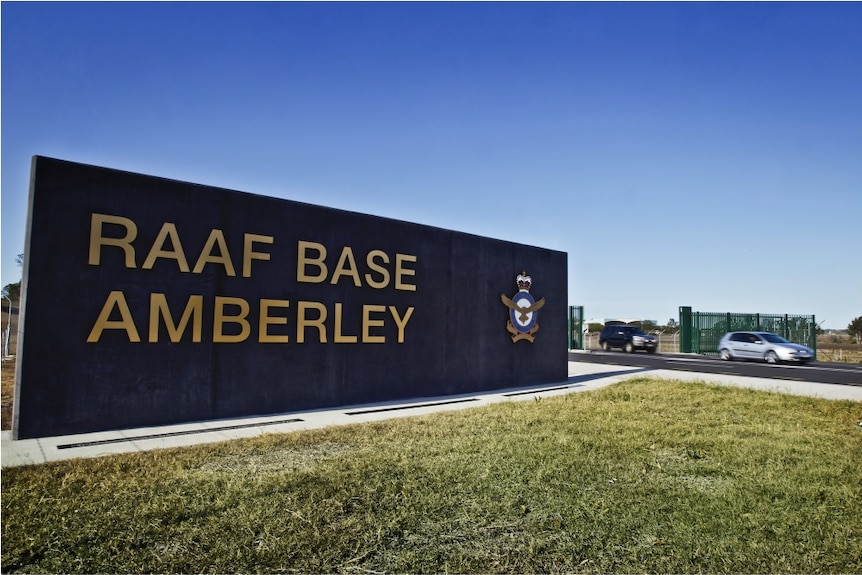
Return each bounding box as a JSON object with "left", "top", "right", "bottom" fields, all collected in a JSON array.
[{"left": 569, "top": 350, "right": 862, "bottom": 386}]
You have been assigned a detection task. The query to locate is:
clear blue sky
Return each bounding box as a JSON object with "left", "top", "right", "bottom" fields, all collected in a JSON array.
[{"left": 2, "top": 2, "right": 860, "bottom": 329}]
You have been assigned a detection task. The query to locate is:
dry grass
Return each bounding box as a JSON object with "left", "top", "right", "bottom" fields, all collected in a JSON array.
[
  {"left": 818, "top": 333, "right": 862, "bottom": 363},
  {"left": 1, "top": 358, "right": 14, "bottom": 431},
  {"left": 1, "top": 304, "right": 18, "bottom": 431}
]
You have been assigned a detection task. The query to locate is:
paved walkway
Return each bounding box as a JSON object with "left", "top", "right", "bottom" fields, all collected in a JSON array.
[{"left": 3, "top": 360, "right": 861, "bottom": 468}]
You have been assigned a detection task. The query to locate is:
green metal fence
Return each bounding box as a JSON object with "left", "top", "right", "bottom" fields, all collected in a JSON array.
[
  {"left": 569, "top": 305, "right": 584, "bottom": 350},
  {"left": 679, "top": 306, "right": 816, "bottom": 355}
]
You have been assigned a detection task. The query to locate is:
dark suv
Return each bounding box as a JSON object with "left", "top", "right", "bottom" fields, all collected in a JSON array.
[{"left": 598, "top": 325, "right": 658, "bottom": 353}]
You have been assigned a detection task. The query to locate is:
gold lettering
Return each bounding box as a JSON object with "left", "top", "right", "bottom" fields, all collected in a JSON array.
[
  {"left": 193, "top": 230, "right": 236, "bottom": 276},
  {"left": 89, "top": 213, "right": 138, "bottom": 267},
  {"left": 297, "top": 241, "right": 327, "bottom": 283},
  {"left": 243, "top": 234, "right": 274, "bottom": 278},
  {"left": 142, "top": 223, "right": 190, "bottom": 272},
  {"left": 148, "top": 293, "right": 203, "bottom": 342},
  {"left": 395, "top": 254, "right": 417, "bottom": 291},
  {"left": 297, "top": 301, "right": 327, "bottom": 343},
  {"left": 259, "top": 299, "right": 290, "bottom": 343},
  {"left": 389, "top": 306, "right": 414, "bottom": 343},
  {"left": 364, "top": 250, "right": 390, "bottom": 289},
  {"left": 333, "top": 302, "right": 358, "bottom": 343},
  {"left": 330, "top": 247, "right": 361, "bottom": 287},
  {"left": 362, "top": 304, "right": 387, "bottom": 343},
  {"left": 213, "top": 296, "right": 250, "bottom": 343},
  {"left": 87, "top": 291, "right": 141, "bottom": 342}
]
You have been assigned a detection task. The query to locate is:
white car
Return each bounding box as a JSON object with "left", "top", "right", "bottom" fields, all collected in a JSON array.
[{"left": 718, "top": 331, "right": 814, "bottom": 364}]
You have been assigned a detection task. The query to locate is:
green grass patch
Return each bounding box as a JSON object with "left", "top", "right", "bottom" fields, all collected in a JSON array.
[{"left": 3, "top": 378, "right": 861, "bottom": 573}]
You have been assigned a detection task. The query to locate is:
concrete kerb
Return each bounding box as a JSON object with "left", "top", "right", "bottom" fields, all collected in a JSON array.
[{"left": 3, "top": 361, "right": 860, "bottom": 468}]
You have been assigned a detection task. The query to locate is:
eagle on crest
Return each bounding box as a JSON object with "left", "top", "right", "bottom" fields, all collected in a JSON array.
[{"left": 500, "top": 293, "right": 546, "bottom": 324}]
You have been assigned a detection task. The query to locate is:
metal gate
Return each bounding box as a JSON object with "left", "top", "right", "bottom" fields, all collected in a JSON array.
[
  {"left": 569, "top": 305, "right": 584, "bottom": 350},
  {"left": 679, "top": 306, "right": 816, "bottom": 355}
]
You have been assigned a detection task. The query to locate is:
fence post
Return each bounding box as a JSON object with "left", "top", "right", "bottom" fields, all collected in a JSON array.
[
  {"left": 568, "top": 305, "right": 584, "bottom": 350},
  {"left": 695, "top": 311, "right": 701, "bottom": 353},
  {"left": 577, "top": 306, "right": 584, "bottom": 350},
  {"left": 811, "top": 315, "right": 817, "bottom": 356},
  {"left": 679, "top": 306, "right": 692, "bottom": 353},
  {"left": 2, "top": 295, "right": 11, "bottom": 359},
  {"left": 568, "top": 306, "right": 584, "bottom": 350}
]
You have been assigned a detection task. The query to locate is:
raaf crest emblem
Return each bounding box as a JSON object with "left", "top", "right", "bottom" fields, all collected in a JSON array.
[{"left": 500, "top": 271, "right": 545, "bottom": 343}]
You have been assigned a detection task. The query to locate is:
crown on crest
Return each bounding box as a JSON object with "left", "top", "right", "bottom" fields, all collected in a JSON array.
[{"left": 516, "top": 271, "right": 532, "bottom": 291}]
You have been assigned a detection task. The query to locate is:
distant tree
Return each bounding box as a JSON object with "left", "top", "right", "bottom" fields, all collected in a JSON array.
[
  {"left": 2, "top": 253, "right": 23, "bottom": 304},
  {"left": 654, "top": 319, "right": 679, "bottom": 334},
  {"left": 2, "top": 283, "right": 20, "bottom": 303},
  {"left": 588, "top": 323, "right": 604, "bottom": 333},
  {"left": 849, "top": 316, "right": 862, "bottom": 344}
]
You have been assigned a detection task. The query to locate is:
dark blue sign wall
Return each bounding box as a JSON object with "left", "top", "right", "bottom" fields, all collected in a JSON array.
[{"left": 13, "top": 157, "right": 568, "bottom": 439}]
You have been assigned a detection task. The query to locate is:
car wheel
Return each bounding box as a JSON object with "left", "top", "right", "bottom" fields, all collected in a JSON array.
[
  {"left": 624, "top": 342, "right": 635, "bottom": 353},
  {"left": 601, "top": 341, "right": 611, "bottom": 351},
  {"left": 765, "top": 350, "right": 779, "bottom": 364},
  {"left": 719, "top": 348, "right": 732, "bottom": 361}
]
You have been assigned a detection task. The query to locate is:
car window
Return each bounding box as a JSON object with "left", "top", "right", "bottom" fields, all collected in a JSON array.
[
  {"left": 762, "top": 333, "right": 789, "bottom": 344},
  {"left": 730, "top": 333, "right": 748, "bottom": 342},
  {"left": 748, "top": 334, "right": 761, "bottom": 343},
  {"left": 604, "top": 325, "right": 646, "bottom": 335}
]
